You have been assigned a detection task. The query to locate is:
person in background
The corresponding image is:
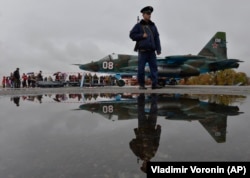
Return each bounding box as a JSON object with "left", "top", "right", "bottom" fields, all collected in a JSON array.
[
  {"left": 6, "top": 77, "right": 10, "bottom": 87},
  {"left": 13, "top": 68, "right": 21, "bottom": 88},
  {"left": 37, "top": 70, "right": 43, "bottom": 81},
  {"left": 22, "top": 73, "right": 28, "bottom": 88},
  {"left": 2, "top": 76, "right": 6, "bottom": 88}
]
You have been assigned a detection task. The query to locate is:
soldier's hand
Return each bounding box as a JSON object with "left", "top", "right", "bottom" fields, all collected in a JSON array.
[{"left": 143, "top": 32, "right": 148, "bottom": 38}]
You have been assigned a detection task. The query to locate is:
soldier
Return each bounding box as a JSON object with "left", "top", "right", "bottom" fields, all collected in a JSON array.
[
  {"left": 130, "top": 6, "right": 162, "bottom": 89},
  {"left": 129, "top": 94, "right": 161, "bottom": 173}
]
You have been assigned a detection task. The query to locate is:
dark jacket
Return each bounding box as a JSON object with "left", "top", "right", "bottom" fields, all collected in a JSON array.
[
  {"left": 13, "top": 69, "right": 20, "bottom": 80},
  {"left": 129, "top": 20, "right": 161, "bottom": 53}
]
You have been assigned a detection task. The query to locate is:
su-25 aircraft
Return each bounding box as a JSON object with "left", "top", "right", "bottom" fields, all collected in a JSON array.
[
  {"left": 77, "top": 31, "right": 243, "bottom": 86},
  {"left": 78, "top": 93, "right": 244, "bottom": 143}
]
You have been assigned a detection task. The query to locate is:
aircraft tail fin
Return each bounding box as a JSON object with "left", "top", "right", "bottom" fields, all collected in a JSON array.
[{"left": 198, "top": 32, "right": 227, "bottom": 59}]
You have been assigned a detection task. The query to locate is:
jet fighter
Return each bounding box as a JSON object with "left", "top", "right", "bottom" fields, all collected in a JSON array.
[{"left": 76, "top": 32, "right": 243, "bottom": 87}]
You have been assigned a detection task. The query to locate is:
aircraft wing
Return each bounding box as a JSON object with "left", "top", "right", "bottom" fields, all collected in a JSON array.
[
  {"left": 158, "top": 55, "right": 207, "bottom": 67},
  {"left": 199, "top": 117, "right": 227, "bottom": 143}
]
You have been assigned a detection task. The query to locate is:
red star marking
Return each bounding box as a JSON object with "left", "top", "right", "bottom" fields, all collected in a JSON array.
[{"left": 212, "top": 43, "right": 218, "bottom": 48}]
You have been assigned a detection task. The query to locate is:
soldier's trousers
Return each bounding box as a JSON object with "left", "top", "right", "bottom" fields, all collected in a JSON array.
[{"left": 138, "top": 51, "right": 158, "bottom": 87}]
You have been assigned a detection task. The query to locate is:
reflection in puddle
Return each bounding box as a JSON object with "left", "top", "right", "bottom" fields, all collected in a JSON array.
[
  {"left": 5, "top": 93, "right": 248, "bottom": 175},
  {"left": 79, "top": 93, "right": 245, "bottom": 173},
  {"left": 10, "top": 93, "right": 245, "bottom": 145}
]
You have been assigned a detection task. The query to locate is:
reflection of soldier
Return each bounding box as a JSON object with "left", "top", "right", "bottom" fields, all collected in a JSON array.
[
  {"left": 12, "top": 96, "right": 20, "bottom": 107},
  {"left": 129, "top": 94, "right": 161, "bottom": 173}
]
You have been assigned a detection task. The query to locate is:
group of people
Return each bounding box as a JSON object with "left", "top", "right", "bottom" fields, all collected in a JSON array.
[
  {"left": 83, "top": 73, "right": 116, "bottom": 86},
  {"left": 2, "top": 69, "right": 43, "bottom": 88},
  {"left": 1, "top": 68, "right": 118, "bottom": 88}
]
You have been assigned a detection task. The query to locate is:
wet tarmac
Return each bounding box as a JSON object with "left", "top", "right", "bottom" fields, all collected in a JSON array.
[
  {"left": 0, "top": 85, "right": 250, "bottom": 96},
  {"left": 0, "top": 86, "right": 249, "bottom": 178}
]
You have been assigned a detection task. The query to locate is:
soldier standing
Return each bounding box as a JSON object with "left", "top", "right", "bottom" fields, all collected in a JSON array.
[{"left": 130, "top": 6, "right": 162, "bottom": 89}]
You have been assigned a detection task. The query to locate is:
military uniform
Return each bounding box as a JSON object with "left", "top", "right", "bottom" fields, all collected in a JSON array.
[{"left": 129, "top": 6, "right": 162, "bottom": 89}]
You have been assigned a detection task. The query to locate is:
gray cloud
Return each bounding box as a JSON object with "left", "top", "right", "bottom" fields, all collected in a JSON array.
[{"left": 0, "top": 0, "right": 249, "bottom": 77}]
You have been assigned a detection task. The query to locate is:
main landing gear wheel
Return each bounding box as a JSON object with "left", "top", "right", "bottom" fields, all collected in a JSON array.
[
  {"left": 158, "top": 79, "right": 166, "bottom": 87},
  {"left": 116, "top": 80, "right": 125, "bottom": 87},
  {"left": 169, "top": 79, "right": 177, "bottom": 85}
]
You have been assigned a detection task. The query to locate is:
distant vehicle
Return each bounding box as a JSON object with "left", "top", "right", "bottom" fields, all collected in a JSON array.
[
  {"left": 75, "top": 32, "right": 243, "bottom": 87},
  {"left": 36, "top": 81, "right": 65, "bottom": 88}
]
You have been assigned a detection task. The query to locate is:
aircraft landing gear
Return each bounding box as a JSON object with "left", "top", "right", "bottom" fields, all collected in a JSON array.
[
  {"left": 116, "top": 79, "right": 125, "bottom": 87},
  {"left": 158, "top": 79, "right": 166, "bottom": 87},
  {"left": 168, "top": 78, "right": 177, "bottom": 85},
  {"left": 114, "top": 74, "right": 125, "bottom": 87},
  {"left": 161, "top": 78, "right": 177, "bottom": 86}
]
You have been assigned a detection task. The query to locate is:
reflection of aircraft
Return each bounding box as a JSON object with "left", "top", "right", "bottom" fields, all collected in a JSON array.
[
  {"left": 80, "top": 95, "right": 137, "bottom": 120},
  {"left": 76, "top": 32, "right": 243, "bottom": 86},
  {"left": 79, "top": 93, "right": 244, "bottom": 143}
]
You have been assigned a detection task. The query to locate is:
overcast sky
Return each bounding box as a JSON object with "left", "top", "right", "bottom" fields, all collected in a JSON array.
[{"left": 1, "top": 0, "right": 250, "bottom": 78}]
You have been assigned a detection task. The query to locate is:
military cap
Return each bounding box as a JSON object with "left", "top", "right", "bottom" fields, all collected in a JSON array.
[{"left": 140, "top": 6, "right": 153, "bottom": 14}]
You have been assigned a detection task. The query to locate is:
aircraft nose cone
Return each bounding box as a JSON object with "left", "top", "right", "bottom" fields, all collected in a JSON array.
[
  {"left": 79, "top": 63, "right": 99, "bottom": 72},
  {"left": 79, "top": 104, "right": 99, "bottom": 112}
]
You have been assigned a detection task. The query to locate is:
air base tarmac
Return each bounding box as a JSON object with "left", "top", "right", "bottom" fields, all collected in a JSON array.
[{"left": 0, "top": 85, "right": 250, "bottom": 97}]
